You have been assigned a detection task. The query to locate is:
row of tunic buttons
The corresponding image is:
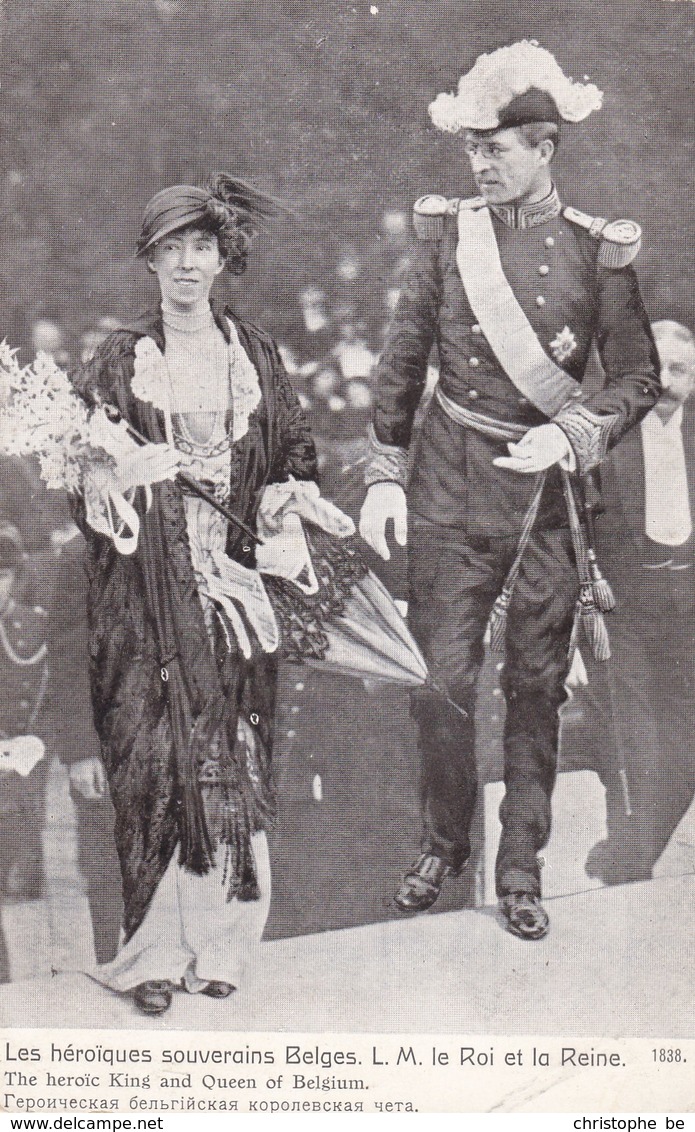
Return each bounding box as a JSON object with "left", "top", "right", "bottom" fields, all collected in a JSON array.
[
  {"left": 468, "top": 323, "right": 482, "bottom": 396},
  {"left": 537, "top": 234, "right": 556, "bottom": 305},
  {"left": 468, "top": 326, "right": 481, "bottom": 397},
  {"left": 283, "top": 679, "right": 323, "bottom": 801},
  {"left": 470, "top": 326, "right": 482, "bottom": 396},
  {"left": 463, "top": 233, "right": 557, "bottom": 400}
]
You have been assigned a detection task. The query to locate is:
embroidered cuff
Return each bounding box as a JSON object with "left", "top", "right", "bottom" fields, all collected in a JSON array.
[
  {"left": 554, "top": 425, "right": 577, "bottom": 473},
  {"left": 364, "top": 423, "right": 409, "bottom": 488},
  {"left": 552, "top": 403, "right": 619, "bottom": 475}
]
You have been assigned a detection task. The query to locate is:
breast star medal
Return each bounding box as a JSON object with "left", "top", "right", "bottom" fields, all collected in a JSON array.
[{"left": 549, "top": 326, "right": 578, "bottom": 364}]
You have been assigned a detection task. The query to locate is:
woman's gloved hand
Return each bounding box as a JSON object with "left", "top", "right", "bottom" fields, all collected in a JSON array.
[{"left": 258, "top": 479, "right": 355, "bottom": 539}]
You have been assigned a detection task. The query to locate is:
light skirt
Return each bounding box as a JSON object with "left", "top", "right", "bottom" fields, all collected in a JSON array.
[{"left": 93, "top": 832, "right": 271, "bottom": 993}]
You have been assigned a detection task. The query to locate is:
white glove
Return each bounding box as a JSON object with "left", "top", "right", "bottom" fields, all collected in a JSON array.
[
  {"left": 69, "top": 756, "right": 108, "bottom": 801},
  {"left": 492, "top": 423, "right": 575, "bottom": 474},
  {"left": 112, "top": 442, "right": 183, "bottom": 494},
  {"left": 0, "top": 735, "right": 45, "bottom": 777},
  {"left": 88, "top": 408, "right": 184, "bottom": 494},
  {"left": 359, "top": 482, "right": 408, "bottom": 561},
  {"left": 258, "top": 479, "right": 355, "bottom": 539},
  {"left": 85, "top": 410, "right": 186, "bottom": 553},
  {"left": 256, "top": 480, "right": 357, "bottom": 596},
  {"left": 298, "top": 494, "right": 355, "bottom": 538},
  {"left": 256, "top": 512, "right": 320, "bottom": 594},
  {"left": 257, "top": 479, "right": 315, "bottom": 535}
]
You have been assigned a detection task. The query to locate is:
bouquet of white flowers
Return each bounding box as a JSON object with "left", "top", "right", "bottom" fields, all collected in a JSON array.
[
  {"left": 0, "top": 340, "right": 263, "bottom": 551},
  {"left": 0, "top": 341, "right": 122, "bottom": 492}
]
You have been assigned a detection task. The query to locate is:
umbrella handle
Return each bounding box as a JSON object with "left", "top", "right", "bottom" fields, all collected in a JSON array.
[{"left": 96, "top": 397, "right": 260, "bottom": 544}]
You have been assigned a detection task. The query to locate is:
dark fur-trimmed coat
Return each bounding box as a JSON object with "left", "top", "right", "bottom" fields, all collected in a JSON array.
[{"left": 72, "top": 302, "right": 318, "bottom": 941}]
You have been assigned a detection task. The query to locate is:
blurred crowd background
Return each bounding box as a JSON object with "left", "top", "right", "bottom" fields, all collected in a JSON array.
[
  {"left": 2, "top": 0, "right": 695, "bottom": 979},
  {"left": 3, "top": 0, "right": 695, "bottom": 476}
]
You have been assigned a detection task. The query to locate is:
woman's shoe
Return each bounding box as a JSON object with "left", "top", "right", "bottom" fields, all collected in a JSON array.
[
  {"left": 200, "top": 980, "right": 236, "bottom": 998},
  {"left": 132, "top": 980, "right": 174, "bottom": 1015}
]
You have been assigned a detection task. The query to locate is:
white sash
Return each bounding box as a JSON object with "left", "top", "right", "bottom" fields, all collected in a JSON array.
[{"left": 455, "top": 205, "right": 579, "bottom": 418}]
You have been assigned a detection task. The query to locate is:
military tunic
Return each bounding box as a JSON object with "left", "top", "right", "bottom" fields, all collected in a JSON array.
[
  {"left": 371, "top": 190, "right": 660, "bottom": 532},
  {"left": 367, "top": 187, "right": 661, "bottom": 896},
  {"left": 0, "top": 596, "right": 48, "bottom": 982},
  {"left": 0, "top": 599, "right": 47, "bottom": 740}
]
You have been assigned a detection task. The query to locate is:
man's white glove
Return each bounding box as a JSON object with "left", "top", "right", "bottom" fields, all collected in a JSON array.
[
  {"left": 492, "top": 423, "right": 575, "bottom": 474},
  {"left": 359, "top": 482, "right": 408, "bottom": 561},
  {"left": 69, "top": 755, "right": 108, "bottom": 801}
]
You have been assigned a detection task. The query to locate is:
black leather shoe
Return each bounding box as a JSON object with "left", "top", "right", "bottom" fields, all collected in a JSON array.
[
  {"left": 499, "top": 893, "right": 549, "bottom": 940},
  {"left": 394, "top": 853, "right": 459, "bottom": 913},
  {"left": 132, "top": 980, "right": 174, "bottom": 1015},
  {"left": 200, "top": 980, "right": 236, "bottom": 998}
]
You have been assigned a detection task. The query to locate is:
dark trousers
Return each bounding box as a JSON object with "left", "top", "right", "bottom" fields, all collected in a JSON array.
[
  {"left": 561, "top": 567, "right": 695, "bottom": 882},
  {"left": 71, "top": 790, "right": 123, "bottom": 965},
  {"left": 407, "top": 517, "right": 579, "bottom": 897},
  {"left": 0, "top": 763, "right": 48, "bottom": 983},
  {"left": 0, "top": 836, "right": 15, "bottom": 983}
]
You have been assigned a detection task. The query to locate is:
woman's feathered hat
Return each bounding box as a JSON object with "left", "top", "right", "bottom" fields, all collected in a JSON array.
[
  {"left": 136, "top": 174, "right": 280, "bottom": 256},
  {"left": 429, "top": 40, "right": 603, "bottom": 134}
]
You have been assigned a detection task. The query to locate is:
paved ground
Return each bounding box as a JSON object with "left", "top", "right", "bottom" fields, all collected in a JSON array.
[
  {"left": 2, "top": 638, "right": 695, "bottom": 1039},
  {"left": 1, "top": 873, "right": 693, "bottom": 1037},
  {"left": 2, "top": 724, "right": 694, "bottom": 1037}
]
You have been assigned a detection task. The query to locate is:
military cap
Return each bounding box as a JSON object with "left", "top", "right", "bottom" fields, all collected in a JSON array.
[{"left": 429, "top": 40, "right": 603, "bottom": 133}]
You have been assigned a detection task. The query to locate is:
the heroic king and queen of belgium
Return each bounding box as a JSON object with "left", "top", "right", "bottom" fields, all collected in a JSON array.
[{"left": 360, "top": 40, "right": 661, "bottom": 940}]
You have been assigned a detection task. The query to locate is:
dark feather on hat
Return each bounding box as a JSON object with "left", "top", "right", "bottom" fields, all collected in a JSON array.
[{"left": 204, "top": 172, "right": 287, "bottom": 227}]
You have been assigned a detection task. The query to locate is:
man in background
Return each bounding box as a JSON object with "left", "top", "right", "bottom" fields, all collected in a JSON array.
[
  {"left": 568, "top": 320, "right": 695, "bottom": 883},
  {"left": 41, "top": 531, "right": 122, "bottom": 963}
]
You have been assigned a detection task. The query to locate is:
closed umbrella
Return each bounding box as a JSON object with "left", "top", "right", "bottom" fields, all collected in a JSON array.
[{"left": 263, "top": 522, "right": 463, "bottom": 712}]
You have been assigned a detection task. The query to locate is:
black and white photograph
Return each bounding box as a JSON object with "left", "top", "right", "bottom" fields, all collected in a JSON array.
[{"left": 0, "top": 0, "right": 693, "bottom": 1117}]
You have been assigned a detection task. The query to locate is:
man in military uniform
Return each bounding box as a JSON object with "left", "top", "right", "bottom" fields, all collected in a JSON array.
[
  {"left": 359, "top": 41, "right": 661, "bottom": 939},
  {"left": 41, "top": 530, "right": 122, "bottom": 965}
]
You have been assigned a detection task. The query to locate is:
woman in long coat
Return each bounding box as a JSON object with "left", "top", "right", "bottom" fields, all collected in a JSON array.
[{"left": 74, "top": 175, "right": 319, "bottom": 1015}]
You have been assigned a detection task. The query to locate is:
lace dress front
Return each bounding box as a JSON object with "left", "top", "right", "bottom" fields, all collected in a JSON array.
[{"left": 161, "top": 305, "right": 259, "bottom": 820}]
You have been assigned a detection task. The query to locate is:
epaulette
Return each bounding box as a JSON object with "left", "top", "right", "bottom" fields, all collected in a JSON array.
[
  {"left": 562, "top": 205, "right": 642, "bottom": 268},
  {"left": 413, "top": 194, "right": 461, "bottom": 240},
  {"left": 457, "top": 195, "right": 487, "bottom": 211}
]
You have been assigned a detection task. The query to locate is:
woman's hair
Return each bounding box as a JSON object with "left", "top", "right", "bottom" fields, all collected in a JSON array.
[
  {"left": 199, "top": 173, "right": 282, "bottom": 275},
  {"left": 137, "top": 173, "right": 284, "bottom": 275}
]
